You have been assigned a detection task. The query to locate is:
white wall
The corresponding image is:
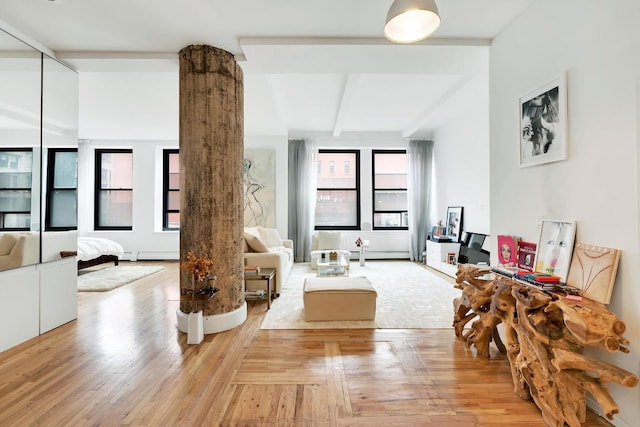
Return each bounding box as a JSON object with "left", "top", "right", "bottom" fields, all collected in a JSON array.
[
  {"left": 315, "top": 135, "right": 412, "bottom": 258},
  {"left": 78, "top": 139, "right": 180, "bottom": 260},
  {"left": 490, "top": 1, "right": 640, "bottom": 424},
  {"left": 432, "top": 74, "right": 491, "bottom": 235}
]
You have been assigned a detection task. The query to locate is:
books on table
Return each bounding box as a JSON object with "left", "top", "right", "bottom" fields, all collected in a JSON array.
[{"left": 244, "top": 266, "right": 261, "bottom": 276}]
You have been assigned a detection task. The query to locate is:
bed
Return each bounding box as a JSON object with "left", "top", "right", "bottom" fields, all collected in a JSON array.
[{"left": 76, "top": 237, "right": 125, "bottom": 270}]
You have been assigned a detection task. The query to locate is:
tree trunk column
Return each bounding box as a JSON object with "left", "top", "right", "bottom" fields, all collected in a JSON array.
[{"left": 178, "top": 45, "right": 245, "bottom": 327}]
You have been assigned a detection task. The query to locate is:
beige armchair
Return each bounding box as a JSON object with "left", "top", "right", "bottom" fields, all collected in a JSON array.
[{"left": 310, "top": 231, "right": 351, "bottom": 270}]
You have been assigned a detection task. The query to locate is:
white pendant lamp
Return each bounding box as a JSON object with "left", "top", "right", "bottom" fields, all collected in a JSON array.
[{"left": 384, "top": 0, "right": 441, "bottom": 43}]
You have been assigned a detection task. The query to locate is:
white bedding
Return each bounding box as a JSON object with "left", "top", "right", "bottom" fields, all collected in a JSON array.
[{"left": 77, "top": 237, "right": 124, "bottom": 261}]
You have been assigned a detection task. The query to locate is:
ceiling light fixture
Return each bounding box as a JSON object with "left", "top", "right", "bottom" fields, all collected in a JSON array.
[{"left": 384, "top": 0, "right": 441, "bottom": 44}]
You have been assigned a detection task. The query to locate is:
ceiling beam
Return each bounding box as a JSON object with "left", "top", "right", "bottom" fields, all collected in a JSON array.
[
  {"left": 402, "top": 74, "right": 473, "bottom": 138},
  {"left": 332, "top": 74, "right": 360, "bottom": 137}
]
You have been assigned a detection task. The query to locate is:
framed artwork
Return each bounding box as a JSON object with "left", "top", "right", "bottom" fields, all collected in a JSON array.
[
  {"left": 445, "top": 206, "right": 463, "bottom": 243},
  {"left": 566, "top": 243, "right": 620, "bottom": 304},
  {"left": 519, "top": 72, "right": 568, "bottom": 167},
  {"left": 447, "top": 252, "right": 457, "bottom": 265},
  {"left": 517, "top": 241, "right": 537, "bottom": 272},
  {"left": 497, "top": 235, "right": 519, "bottom": 266},
  {"left": 243, "top": 149, "right": 275, "bottom": 227},
  {"left": 534, "top": 220, "right": 576, "bottom": 282}
]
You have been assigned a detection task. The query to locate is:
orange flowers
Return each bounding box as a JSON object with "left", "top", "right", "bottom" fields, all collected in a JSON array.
[{"left": 181, "top": 251, "right": 214, "bottom": 282}]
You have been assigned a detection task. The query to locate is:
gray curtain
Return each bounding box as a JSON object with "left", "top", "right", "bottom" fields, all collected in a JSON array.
[
  {"left": 407, "top": 139, "right": 434, "bottom": 261},
  {"left": 288, "top": 139, "right": 318, "bottom": 262}
]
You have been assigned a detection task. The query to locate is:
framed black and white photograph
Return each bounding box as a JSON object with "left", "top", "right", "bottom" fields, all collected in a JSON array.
[
  {"left": 534, "top": 219, "right": 576, "bottom": 282},
  {"left": 445, "top": 206, "right": 463, "bottom": 243},
  {"left": 519, "top": 73, "right": 568, "bottom": 167}
]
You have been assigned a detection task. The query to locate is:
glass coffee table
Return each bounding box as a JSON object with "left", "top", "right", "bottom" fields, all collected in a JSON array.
[{"left": 316, "top": 251, "right": 350, "bottom": 277}]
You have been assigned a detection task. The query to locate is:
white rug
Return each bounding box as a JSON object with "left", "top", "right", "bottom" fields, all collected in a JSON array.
[
  {"left": 261, "top": 261, "right": 460, "bottom": 329},
  {"left": 78, "top": 265, "right": 166, "bottom": 292}
]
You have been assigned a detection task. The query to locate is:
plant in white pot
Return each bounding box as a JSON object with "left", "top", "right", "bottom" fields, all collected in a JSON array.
[{"left": 180, "top": 251, "right": 217, "bottom": 344}]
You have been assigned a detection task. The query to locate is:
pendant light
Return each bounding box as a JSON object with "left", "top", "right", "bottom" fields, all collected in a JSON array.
[{"left": 384, "top": 0, "right": 441, "bottom": 44}]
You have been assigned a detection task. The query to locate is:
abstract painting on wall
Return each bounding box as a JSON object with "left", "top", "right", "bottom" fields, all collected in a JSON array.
[{"left": 243, "top": 149, "right": 275, "bottom": 228}]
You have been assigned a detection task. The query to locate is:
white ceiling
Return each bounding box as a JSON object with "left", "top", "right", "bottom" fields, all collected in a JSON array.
[{"left": 0, "top": 0, "right": 535, "bottom": 138}]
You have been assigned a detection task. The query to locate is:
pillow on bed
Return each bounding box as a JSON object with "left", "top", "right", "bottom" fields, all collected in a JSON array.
[{"left": 244, "top": 229, "right": 269, "bottom": 253}]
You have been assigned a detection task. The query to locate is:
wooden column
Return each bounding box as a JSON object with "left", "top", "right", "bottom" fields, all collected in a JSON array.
[{"left": 178, "top": 45, "right": 244, "bottom": 319}]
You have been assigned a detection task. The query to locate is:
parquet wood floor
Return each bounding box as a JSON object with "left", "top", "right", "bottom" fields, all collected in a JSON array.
[{"left": 0, "top": 261, "right": 611, "bottom": 426}]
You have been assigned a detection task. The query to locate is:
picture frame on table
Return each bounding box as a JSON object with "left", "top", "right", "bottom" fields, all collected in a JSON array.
[
  {"left": 445, "top": 206, "right": 463, "bottom": 243},
  {"left": 517, "top": 241, "right": 537, "bottom": 272},
  {"left": 519, "top": 72, "right": 568, "bottom": 167},
  {"left": 447, "top": 252, "right": 457, "bottom": 265},
  {"left": 534, "top": 220, "right": 576, "bottom": 282}
]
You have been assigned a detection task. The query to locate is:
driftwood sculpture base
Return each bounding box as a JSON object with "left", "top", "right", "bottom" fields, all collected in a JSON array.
[{"left": 454, "top": 264, "right": 638, "bottom": 427}]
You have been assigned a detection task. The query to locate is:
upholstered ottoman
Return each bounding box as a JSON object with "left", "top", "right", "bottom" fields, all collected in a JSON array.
[{"left": 303, "top": 276, "right": 377, "bottom": 321}]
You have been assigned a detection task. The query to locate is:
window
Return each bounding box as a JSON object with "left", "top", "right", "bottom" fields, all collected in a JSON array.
[
  {"left": 0, "top": 149, "right": 33, "bottom": 231},
  {"left": 315, "top": 150, "right": 360, "bottom": 230},
  {"left": 95, "top": 149, "right": 133, "bottom": 230},
  {"left": 45, "top": 148, "right": 78, "bottom": 230},
  {"left": 372, "top": 150, "right": 407, "bottom": 229},
  {"left": 163, "top": 149, "right": 180, "bottom": 230}
]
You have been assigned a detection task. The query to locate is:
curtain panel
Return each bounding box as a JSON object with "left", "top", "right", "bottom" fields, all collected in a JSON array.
[
  {"left": 287, "top": 139, "right": 318, "bottom": 262},
  {"left": 407, "top": 139, "right": 434, "bottom": 261}
]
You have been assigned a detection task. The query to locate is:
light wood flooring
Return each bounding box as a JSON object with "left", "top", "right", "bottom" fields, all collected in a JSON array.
[{"left": 0, "top": 261, "right": 612, "bottom": 426}]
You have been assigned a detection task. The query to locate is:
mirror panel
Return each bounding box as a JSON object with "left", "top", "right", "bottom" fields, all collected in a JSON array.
[
  {"left": 0, "top": 29, "right": 42, "bottom": 271},
  {"left": 41, "top": 54, "right": 78, "bottom": 262}
]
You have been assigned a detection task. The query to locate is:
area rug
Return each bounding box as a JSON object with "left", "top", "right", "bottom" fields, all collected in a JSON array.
[
  {"left": 78, "top": 265, "right": 165, "bottom": 292},
  {"left": 260, "top": 261, "right": 460, "bottom": 330}
]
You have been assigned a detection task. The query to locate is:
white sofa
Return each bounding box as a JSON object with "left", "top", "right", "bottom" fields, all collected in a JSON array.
[{"left": 243, "top": 227, "right": 294, "bottom": 295}]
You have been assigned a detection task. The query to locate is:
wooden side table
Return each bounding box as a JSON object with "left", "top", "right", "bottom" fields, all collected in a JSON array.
[{"left": 244, "top": 268, "right": 276, "bottom": 309}]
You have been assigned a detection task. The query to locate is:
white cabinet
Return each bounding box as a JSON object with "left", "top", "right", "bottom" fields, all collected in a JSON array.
[
  {"left": 40, "top": 258, "right": 77, "bottom": 333},
  {"left": 426, "top": 240, "right": 461, "bottom": 278}
]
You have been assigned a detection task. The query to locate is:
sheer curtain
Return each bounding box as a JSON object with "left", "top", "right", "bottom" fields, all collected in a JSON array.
[
  {"left": 288, "top": 139, "right": 318, "bottom": 262},
  {"left": 407, "top": 139, "right": 434, "bottom": 262}
]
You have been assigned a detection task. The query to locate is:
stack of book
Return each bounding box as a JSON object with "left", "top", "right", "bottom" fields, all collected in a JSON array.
[
  {"left": 492, "top": 267, "right": 579, "bottom": 294},
  {"left": 245, "top": 289, "right": 266, "bottom": 298},
  {"left": 244, "top": 266, "right": 261, "bottom": 276}
]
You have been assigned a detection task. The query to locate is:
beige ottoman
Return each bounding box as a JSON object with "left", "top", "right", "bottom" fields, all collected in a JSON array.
[{"left": 303, "top": 276, "right": 377, "bottom": 321}]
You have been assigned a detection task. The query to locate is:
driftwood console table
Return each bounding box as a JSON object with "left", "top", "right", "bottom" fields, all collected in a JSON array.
[{"left": 453, "top": 264, "right": 638, "bottom": 427}]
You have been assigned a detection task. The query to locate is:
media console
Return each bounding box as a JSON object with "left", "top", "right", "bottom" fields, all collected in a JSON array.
[{"left": 425, "top": 239, "right": 460, "bottom": 277}]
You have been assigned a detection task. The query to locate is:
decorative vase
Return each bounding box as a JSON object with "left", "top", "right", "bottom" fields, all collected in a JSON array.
[{"left": 187, "top": 310, "right": 204, "bottom": 344}]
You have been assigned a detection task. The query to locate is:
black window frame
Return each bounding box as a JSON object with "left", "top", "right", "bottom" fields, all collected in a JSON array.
[
  {"left": 163, "top": 149, "right": 180, "bottom": 231},
  {"left": 372, "top": 149, "right": 408, "bottom": 230},
  {"left": 94, "top": 148, "right": 133, "bottom": 231},
  {"left": 45, "top": 147, "right": 78, "bottom": 231},
  {"left": 0, "top": 148, "right": 33, "bottom": 231},
  {"left": 315, "top": 149, "right": 361, "bottom": 231}
]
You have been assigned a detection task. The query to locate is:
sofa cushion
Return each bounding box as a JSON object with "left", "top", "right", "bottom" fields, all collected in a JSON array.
[
  {"left": 258, "top": 227, "right": 284, "bottom": 247},
  {"left": 0, "top": 234, "right": 18, "bottom": 256},
  {"left": 317, "top": 231, "right": 342, "bottom": 250},
  {"left": 244, "top": 229, "right": 269, "bottom": 253}
]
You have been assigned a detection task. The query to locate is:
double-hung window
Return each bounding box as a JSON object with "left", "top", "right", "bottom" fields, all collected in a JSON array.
[
  {"left": 315, "top": 150, "right": 360, "bottom": 230},
  {"left": 372, "top": 150, "right": 408, "bottom": 229},
  {"left": 95, "top": 149, "right": 133, "bottom": 230},
  {"left": 45, "top": 148, "right": 78, "bottom": 230},
  {"left": 163, "top": 149, "right": 180, "bottom": 230},
  {"left": 0, "top": 149, "right": 33, "bottom": 231}
]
